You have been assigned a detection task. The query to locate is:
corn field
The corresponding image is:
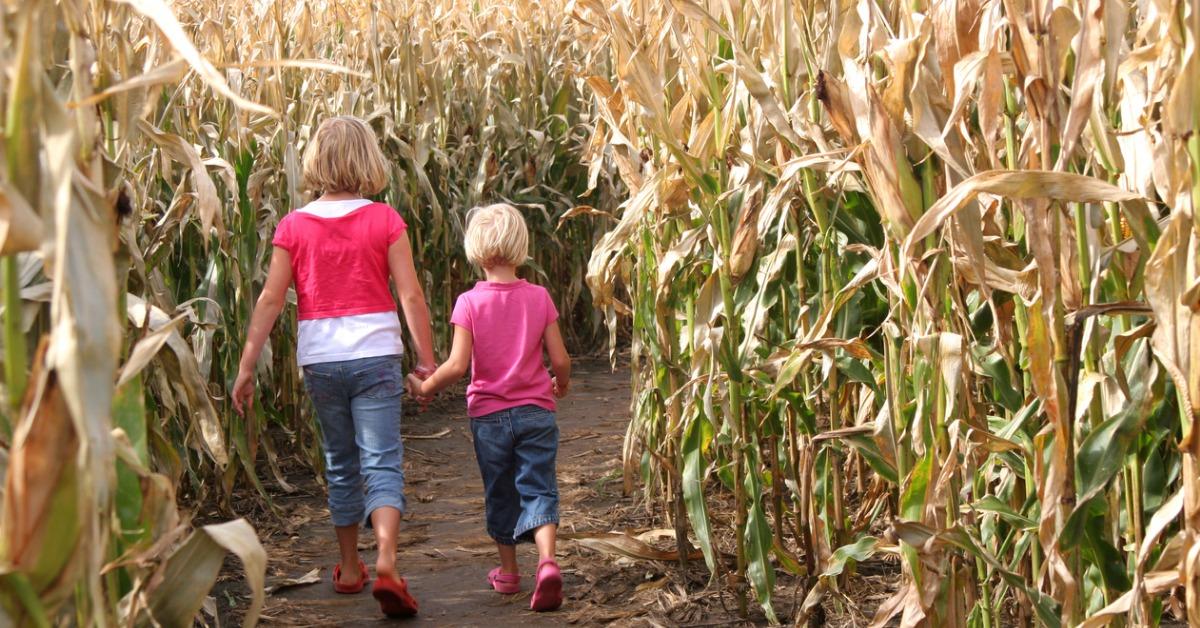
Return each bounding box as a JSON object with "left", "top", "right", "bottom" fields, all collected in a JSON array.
[
  {"left": 0, "top": 0, "right": 612, "bottom": 624},
  {"left": 0, "top": 0, "right": 1198, "bottom": 625}
]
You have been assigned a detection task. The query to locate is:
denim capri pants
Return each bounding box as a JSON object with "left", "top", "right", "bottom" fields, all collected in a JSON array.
[
  {"left": 303, "top": 354, "right": 407, "bottom": 527},
  {"left": 471, "top": 404, "right": 560, "bottom": 545}
]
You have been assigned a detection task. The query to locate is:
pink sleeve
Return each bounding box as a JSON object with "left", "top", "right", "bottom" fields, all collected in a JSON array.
[
  {"left": 272, "top": 215, "right": 294, "bottom": 251},
  {"left": 545, "top": 289, "right": 559, "bottom": 325},
  {"left": 386, "top": 206, "right": 407, "bottom": 245},
  {"left": 450, "top": 294, "right": 472, "bottom": 331}
]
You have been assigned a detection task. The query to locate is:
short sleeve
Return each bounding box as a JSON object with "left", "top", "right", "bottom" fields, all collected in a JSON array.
[
  {"left": 272, "top": 215, "right": 294, "bottom": 251},
  {"left": 450, "top": 293, "right": 473, "bottom": 332},
  {"left": 386, "top": 206, "right": 408, "bottom": 245},
  {"left": 544, "top": 288, "right": 559, "bottom": 325}
]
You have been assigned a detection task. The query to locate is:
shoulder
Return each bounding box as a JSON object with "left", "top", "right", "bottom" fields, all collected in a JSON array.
[
  {"left": 366, "top": 202, "right": 402, "bottom": 216},
  {"left": 523, "top": 282, "right": 552, "bottom": 300},
  {"left": 522, "top": 281, "right": 549, "bottom": 294},
  {"left": 456, "top": 288, "right": 482, "bottom": 305},
  {"left": 369, "top": 202, "right": 407, "bottom": 228},
  {"left": 273, "top": 211, "right": 301, "bottom": 242}
]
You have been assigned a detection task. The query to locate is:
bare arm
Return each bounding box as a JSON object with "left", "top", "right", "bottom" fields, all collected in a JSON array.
[
  {"left": 407, "top": 324, "right": 472, "bottom": 397},
  {"left": 388, "top": 236, "right": 436, "bottom": 372},
  {"left": 544, "top": 321, "right": 571, "bottom": 397},
  {"left": 232, "top": 248, "right": 293, "bottom": 415}
]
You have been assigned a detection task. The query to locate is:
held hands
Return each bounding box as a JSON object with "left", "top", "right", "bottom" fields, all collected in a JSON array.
[
  {"left": 552, "top": 376, "right": 569, "bottom": 399},
  {"left": 407, "top": 363, "right": 436, "bottom": 412},
  {"left": 405, "top": 373, "right": 429, "bottom": 399}
]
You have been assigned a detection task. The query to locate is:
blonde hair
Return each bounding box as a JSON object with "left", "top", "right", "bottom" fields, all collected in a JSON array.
[
  {"left": 464, "top": 203, "right": 530, "bottom": 268},
  {"left": 301, "top": 116, "right": 390, "bottom": 197}
]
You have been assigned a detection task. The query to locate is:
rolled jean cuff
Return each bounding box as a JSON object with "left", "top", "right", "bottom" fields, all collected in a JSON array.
[
  {"left": 488, "top": 527, "right": 518, "bottom": 546},
  {"left": 364, "top": 492, "right": 407, "bottom": 525},
  {"left": 330, "top": 506, "right": 366, "bottom": 528},
  {"left": 514, "top": 514, "right": 559, "bottom": 543}
]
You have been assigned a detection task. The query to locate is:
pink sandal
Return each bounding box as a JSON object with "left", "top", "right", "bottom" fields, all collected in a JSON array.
[
  {"left": 487, "top": 567, "right": 521, "bottom": 594},
  {"left": 530, "top": 558, "right": 563, "bottom": 611}
]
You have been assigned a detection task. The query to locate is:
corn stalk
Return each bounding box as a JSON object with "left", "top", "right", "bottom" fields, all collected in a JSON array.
[{"left": 580, "top": 0, "right": 1200, "bottom": 625}]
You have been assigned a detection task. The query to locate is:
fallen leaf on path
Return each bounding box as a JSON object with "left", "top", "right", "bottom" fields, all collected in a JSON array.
[
  {"left": 635, "top": 529, "right": 679, "bottom": 543},
  {"left": 404, "top": 428, "right": 452, "bottom": 440},
  {"left": 453, "top": 545, "right": 492, "bottom": 555},
  {"left": 561, "top": 431, "right": 601, "bottom": 444},
  {"left": 635, "top": 576, "right": 669, "bottom": 592},
  {"left": 562, "top": 531, "right": 704, "bottom": 562},
  {"left": 265, "top": 568, "right": 322, "bottom": 594}
]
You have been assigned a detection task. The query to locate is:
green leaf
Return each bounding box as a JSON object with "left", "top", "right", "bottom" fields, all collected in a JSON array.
[
  {"left": 682, "top": 416, "right": 716, "bottom": 573},
  {"left": 977, "top": 349, "right": 1023, "bottom": 413},
  {"left": 842, "top": 433, "right": 898, "bottom": 484},
  {"left": 1075, "top": 403, "right": 1146, "bottom": 502},
  {"left": 742, "top": 447, "right": 778, "bottom": 623},
  {"left": 1084, "top": 524, "right": 1131, "bottom": 593},
  {"left": 821, "top": 536, "right": 878, "bottom": 578},
  {"left": 113, "top": 376, "right": 149, "bottom": 543},
  {"left": 901, "top": 450, "right": 933, "bottom": 520},
  {"left": 835, "top": 356, "right": 880, "bottom": 396},
  {"left": 971, "top": 495, "right": 1037, "bottom": 530}
]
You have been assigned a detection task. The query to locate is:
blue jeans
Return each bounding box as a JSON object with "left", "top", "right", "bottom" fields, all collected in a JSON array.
[
  {"left": 471, "top": 405, "right": 560, "bottom": 545},
  {"left": 303, "top": 355, "right": 407, "bottom": 527}
]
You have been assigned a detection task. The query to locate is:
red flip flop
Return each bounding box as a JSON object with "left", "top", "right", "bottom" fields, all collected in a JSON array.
[
  {"left": 373, "top": 575, "right": 419, "bottom": 618},
  {"left": 332, "top": 559, "right": 369, "bottom": 594}
]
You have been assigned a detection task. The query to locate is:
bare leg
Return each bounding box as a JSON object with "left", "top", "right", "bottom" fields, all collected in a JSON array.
[
  {"left": 534, "top": 524, "right": 557, "bottom": 562},
  {"left": 335, "top": 524, "right": 362, "bottom": 585},
  {"left": 497, "top": 543, "right": 519, "bottom": 575},
  {"left": 371, "top": 506, "right": 401, "bottom": 579}
]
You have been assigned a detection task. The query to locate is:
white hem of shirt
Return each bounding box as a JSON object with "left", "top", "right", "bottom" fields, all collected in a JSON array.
[{"left": 296, "top": 346, "right": 404, "bottom": 367}]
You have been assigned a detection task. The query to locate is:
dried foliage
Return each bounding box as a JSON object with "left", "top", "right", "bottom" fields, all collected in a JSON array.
[
  {"left": 0, "top": 0, "right": 612, "bottom": 624},
  {"left": 578, "top": 0, "right": 1200, "bottom": 625}
]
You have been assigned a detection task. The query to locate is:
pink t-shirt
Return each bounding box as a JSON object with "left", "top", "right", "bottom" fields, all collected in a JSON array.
[
  {"left": 450, "top": 280, "right": 559, "bottom": 417},
  {"left": 272, "top": 202, "right": 406, "bottom": 320}
]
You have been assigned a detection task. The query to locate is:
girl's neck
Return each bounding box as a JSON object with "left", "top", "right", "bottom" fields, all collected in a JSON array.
[
  {"left": 316, "top": 191, "right": 360, "bottom": 202},
  {"left": 483, "top": 265, "right": 519, "bottom": 283}
]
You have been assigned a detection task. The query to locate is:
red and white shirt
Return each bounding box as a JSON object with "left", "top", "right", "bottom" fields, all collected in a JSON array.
[{"left": 272, "top": 199, "right": 406, "bottom": 366}]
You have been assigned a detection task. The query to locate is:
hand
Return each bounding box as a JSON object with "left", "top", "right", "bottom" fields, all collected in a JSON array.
[
  {"left": 552, "top": 376, "right": 569, "bottom": 399},
  {"left": 405, "top": 373, "right": 433, "bottom": 412},
  {"left": 232, "top": 368, "right": 254, "bottom": 416},
  {"left": 405, "top": 373, "right": 427, "bottom": 398}
]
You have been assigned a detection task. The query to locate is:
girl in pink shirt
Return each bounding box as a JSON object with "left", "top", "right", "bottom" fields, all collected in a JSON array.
[
  {"left": 408, "top": 203, "right": 571, "bottom": 612},
  {"left": 232, "top": 116, "right": 433, "bottom": 617}
]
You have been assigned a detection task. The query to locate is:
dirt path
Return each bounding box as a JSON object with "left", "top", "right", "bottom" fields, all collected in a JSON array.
[{"left": 215, "top": 357, "right": 715, "bottom": 627}]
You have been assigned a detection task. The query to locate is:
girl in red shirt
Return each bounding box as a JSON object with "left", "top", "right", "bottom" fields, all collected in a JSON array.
[{"left": 232, "top": 116, "right": 434, "bottom": 617}]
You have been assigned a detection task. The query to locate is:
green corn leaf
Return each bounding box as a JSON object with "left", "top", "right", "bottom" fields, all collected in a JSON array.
[
  {"left": 682, "top": 416, "right": 716, "bottom": 573},
  {"left": 742, "top": 460, "right": 778, "bottom": 624},
  {"left": 821, "top": 536, "right": 878, "bottom": 578}
]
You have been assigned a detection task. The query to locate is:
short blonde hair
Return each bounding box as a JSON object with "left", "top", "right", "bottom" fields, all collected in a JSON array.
[
  {"left": 301, "top": 116, "right": 390, "bottom": 197},
  {"left": 464, "top": 203, "right": 529, "bottom": 268}
]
